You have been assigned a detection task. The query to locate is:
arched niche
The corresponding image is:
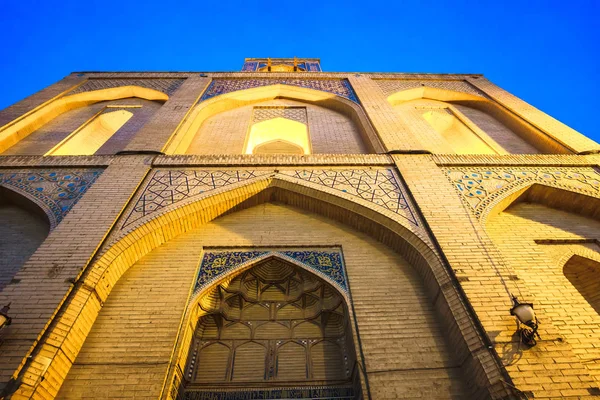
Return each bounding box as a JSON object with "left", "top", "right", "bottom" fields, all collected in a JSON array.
[
  {"left": 181, "top": 257, "right": 357, "bottom": 395},
  {"left": 0, "top": 186, "right": 50, "bottom": 291},
  {"left": 485, "top": 184, "right": 600, "bottom": 373},
  {"left": 563, "top": 255, "right": 600, "bottom": 315},
  {"left": 0, "top": 86, "right": 168, "bottom": 154},
  {"left": 388, "top": 87, "right": 572, "bottom": 154},
  {"left": 244, "top": 117, "right": 310, "bottom": 155},
  {"left": 164, "top": 84, "right": 384, "bottom": 154},
  {"left": 18, "top": 176, "right": 512, "bottom": 400},
  {"left": 46, "top": 109, "right": 134, "bottom": 156}
]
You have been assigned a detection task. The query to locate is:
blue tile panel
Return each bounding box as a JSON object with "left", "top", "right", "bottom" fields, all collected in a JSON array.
[
  {"left": 200, "top": 78, "right": 358, "bottom": 103},
  {"left": 69, "top": 78, "right": 185, "bottom": 96},
  {"left": 193, "top": 249, "right": 349, "bottom": 298},
  {"left": 445, "top": 167, "right": 600, "bottom": 218},
  {"left": 183, "top": 385, "right": 354, "bottom": 400},
  {"left": 0, "top": 169, "right": 103, "bottom": 226},
  {"left": 121, "top": 170, "right": 271, "bottom": 228},
  {"left": 241, "top": 61, "right": 259, "bottom": 71}
]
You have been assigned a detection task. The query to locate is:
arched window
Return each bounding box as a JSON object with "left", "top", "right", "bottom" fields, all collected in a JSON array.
[
  {"left": 245, "top": 116, "right": 310, "bottom": 155},
  {"left": 46, "top": 109, "right": 133, "bottom": 156},
  {"left": 564, "top": 255, "right": 600, "bottom": 315},
  {"left": 0, "top": 188, "right": 50, "bottom": 290},
  {"left": 183, "top": 258, "right": 356, "bottom": 397}
]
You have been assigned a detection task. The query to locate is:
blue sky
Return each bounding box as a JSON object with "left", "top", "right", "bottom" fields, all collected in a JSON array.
[{"left": 1, "top": 0, "right": 598, "bottom": 141}]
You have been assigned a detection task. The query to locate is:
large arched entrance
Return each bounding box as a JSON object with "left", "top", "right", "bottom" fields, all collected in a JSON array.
[{"left": 182, "top": 257, "right": 357, "bottom": 398}]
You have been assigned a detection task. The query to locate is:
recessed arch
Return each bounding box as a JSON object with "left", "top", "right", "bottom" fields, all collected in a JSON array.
[
  {"left": 483, "top": 182, "right": 600, "bottom": 227},
  {"left": 46, "top": 109, "right": 134, "bottom": 156},
  {"left": 163, "top": 84, "right": 384, "bottom": 154},
  {"left": 388, "top": 86, "right": 572, "bottom": 154},
  {"left": 563, "top": 254, "right": 600, "bottom": 315},
  {"left": 0, "top": 186, "right": 50, "bottom": 291},
  {"left": 180, "top": 256, "right": 356, "bottom": 395},
  {"left": 0, "top": 86, "right": 168, "bottom": 153},
  {"left": 15, "top": 174, "right": 512, "bottom": 399},
  {"left": 245, "top": 117, "right": 310, "bottom": 155}
]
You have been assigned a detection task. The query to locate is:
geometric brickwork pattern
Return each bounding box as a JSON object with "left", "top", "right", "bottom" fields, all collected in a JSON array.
[
  {"left": 0, "top": 169, "right": 103, "bottom": 227},
  {"left": 252, "top": 107, "right": 307, "bottom": 124},
  {"left": 281, "top": 169, "right": 419, "bottom": 225},
  {"left": 193, "top": 249, "right": 349, "bottom": 298},
  {"left": 68, "top": 78, "right": 185, "bottom": 96},
  {"left": 121, "top": 170, "right": 272, "bottom": 229},
  {"left": 375, "top": 79, "right": 488, "bottom": 98},
  {"left": 445, "top": 167, "right": 600, "bottom": 218},
  {"left": 200, "top": 79, "right": 358, "bottom": 103},
  {"left": 122, "top": 168, "right": 419, "bottom": 229}
]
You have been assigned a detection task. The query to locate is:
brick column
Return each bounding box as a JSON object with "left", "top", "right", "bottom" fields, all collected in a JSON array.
[
  {"left": 123, "top": 77, "right": 211, "bottom": 153},
  {"left": 348, "top": 75, "right": 424, "bottom": 151},
  {"left": 0, "top": 155, "right": 152, "bottom": 391}
]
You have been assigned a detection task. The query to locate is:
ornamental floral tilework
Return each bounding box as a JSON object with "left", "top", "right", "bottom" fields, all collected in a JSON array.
[
  {"left": 0, "top": 169, "right": 103, "bottom": 227},
  {"left": 121, "top": 170, "right": 272, "bottom": 228},
  {"left": 445, "top": 167, "right": 600, "bottom": 218},
  {"left": 200, "top": 78, "right": 358, "bottom": 103},
  {"left": 281, "top": 169, "right": 418, "bottom": 225},
  {"left": 193, "top": 249, "right": 349, "bottom": 298}
]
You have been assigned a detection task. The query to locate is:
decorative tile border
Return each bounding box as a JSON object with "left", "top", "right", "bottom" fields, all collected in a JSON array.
[
  {"left": 193, "top": 249, "right": 349, "bottom": 298},
  {"left": 445, "top": 167, "right": 600, "bottom": 218},
  {"left": 281, "top": 169, "right": 418, "bottom": 225},
  {"left": 68, "top": 78, "right": 185, "bottom": 96},
  {"left": 121, "top": 170, "right": 271, "bottom": 228},
  {"left": 0, "top": 169, "right": 103, "bottom": 228},
  {"left": 375, "top": 79, "right": 487, "bottom": 98},
  {"left": 200, "top": 78, "right": 358, "bottom": 102},
  {"left": 122, "top": 168, "right": 419, "bottom": 230},
  {"left": 183, "top": 385, "right": 353, "bottom": 400}
]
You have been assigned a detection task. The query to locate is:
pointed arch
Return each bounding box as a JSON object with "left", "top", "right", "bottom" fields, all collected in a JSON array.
[
  {"left": 388, "top": 86, "right": 571, "bottom": 154},
  {"left": 163, "top": 84, "right": 384, "bottom": 154},
  {"left": 0, "top": 86, "right": 168, "bottom": 153},
  {"left": 0, "top": 186, "right": 50, "bottom": 291},
  {"left": 562, "top": 253, "right": 600, "bottom": 315},
  {"left": 46, "top": 109, "right": 134, "bottom": 156},
  {"left": 245, "top": 117, "right": 310, "bottom": 154},
  {"left": 14, "top": 174, "right": 512, "bottom": 400},
  {"left": 483, "top": 182, "right": 600, "bottom": 226},
  {"left": 177, "top": 255, "right": 355, "bottom": 394}
]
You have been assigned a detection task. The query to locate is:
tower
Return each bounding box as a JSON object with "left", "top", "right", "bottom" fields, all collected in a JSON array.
[{"left": 0, "top": 58, "right": 599, "bottom": 399}]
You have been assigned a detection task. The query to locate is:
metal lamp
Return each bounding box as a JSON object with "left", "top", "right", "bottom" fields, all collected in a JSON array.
[
  {"left": 510, "top": 296, "right": 539, "bottom": 346},
  {"left": 0, "top": 303, "right": 12, "bottom": 330}
]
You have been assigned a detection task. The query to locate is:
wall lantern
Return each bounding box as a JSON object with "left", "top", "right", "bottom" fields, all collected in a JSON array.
[
  {"left": 510, "top": 296, "right": 540, "bottom": 346},
  {"left": 0, "top": 303, "right": 12, "bottom": 330}
]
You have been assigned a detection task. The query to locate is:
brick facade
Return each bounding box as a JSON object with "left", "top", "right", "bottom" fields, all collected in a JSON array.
[{"left": 0, "top": 60, "right": 599, "bottom": 399}]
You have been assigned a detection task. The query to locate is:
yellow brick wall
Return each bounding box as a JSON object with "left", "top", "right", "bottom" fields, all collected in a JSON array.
[
  {"left": 487, "top": 203, "right": 600, "bottom": 386},
  {"left": 0, "top": 198, "right": 49, "bottom": 291},
  {"left": 2, "top": 70, "right": 600, "bottom": 400},
  {"left": 57, "top": 203, "right": 469, "bottom": 400}
]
